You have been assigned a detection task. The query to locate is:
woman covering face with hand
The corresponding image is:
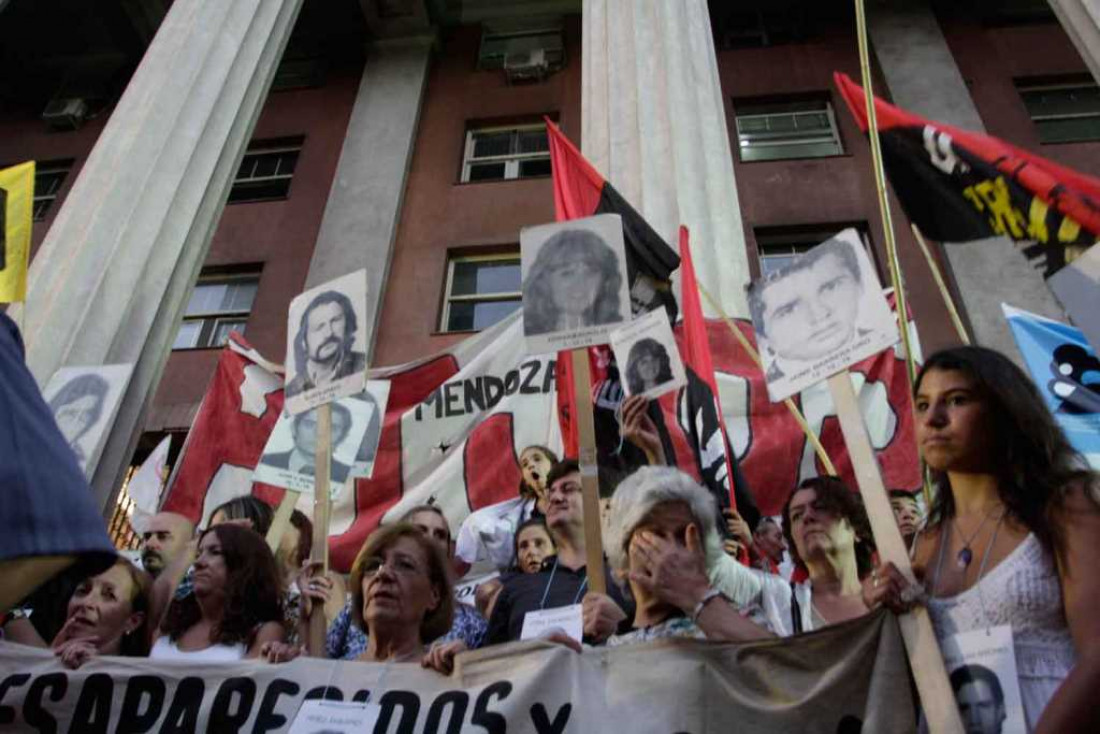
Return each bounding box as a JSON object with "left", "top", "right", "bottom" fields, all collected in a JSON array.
[{"left": 48, "top": 559, "right": 153, "bottom": 669}]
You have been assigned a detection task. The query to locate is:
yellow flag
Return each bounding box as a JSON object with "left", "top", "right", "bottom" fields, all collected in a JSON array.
[{"left": 0, "top": 161, "right": 34, "bottom": 303}]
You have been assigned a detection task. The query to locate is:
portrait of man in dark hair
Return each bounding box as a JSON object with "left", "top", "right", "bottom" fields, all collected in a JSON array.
[
  {"left": 523, "top": 227, "right": 625, "bottom": 335},
  {"left": 260, "top": 402, "right": 354, "bottom": 483},
  {"left": 285, "top": 289, "right": 366, "bottom": 400},
  {"left": 624, "top": 337, "right": 674, "bottom": 395},
  {"left": 950, "top": 664, "right": 1007, "bottom": 734}
]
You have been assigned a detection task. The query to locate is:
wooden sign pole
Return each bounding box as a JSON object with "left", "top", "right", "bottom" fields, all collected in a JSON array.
[
  {"left": 265, "top": 489, "right": 300, "bottom": 553},
  {"left": 308, "top": 402, "right": 333, "bottom": 654},
  {"left": 570, "top": 348, "right": 606, "bottom": 595},
  {"left": 827, "top": 372, "right": 963, "bottom": 734}
]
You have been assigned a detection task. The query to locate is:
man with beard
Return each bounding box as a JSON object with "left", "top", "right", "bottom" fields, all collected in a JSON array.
[
  {"left": 139, "top": 512, "right": 194, "bottom": 579},
  {"left": 286, "top": 291, "right": 366, "bottom": 399}
]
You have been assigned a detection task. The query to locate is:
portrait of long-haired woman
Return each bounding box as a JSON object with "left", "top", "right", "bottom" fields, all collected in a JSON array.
[
  {"left": 523, "top": 228, "right": 624, "bottom": 335},
  {"left": 624, "top": 338, "right": 674, "bottom": 395}
]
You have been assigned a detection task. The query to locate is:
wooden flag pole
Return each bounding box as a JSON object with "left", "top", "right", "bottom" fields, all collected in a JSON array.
[
  {"left": 308, "top": 402, "right": 333, "bottom": 654},
  {"left": 570, "top": 348, "right": 606, "bottom": 595},
  {"left": 265, "top": 489, "right": 300, "bottom": 553},
  {"left": 698, "top": 283, "right": 839, "bottom": 477},
  {"left": 828, "top": 372, "right": 964, "bottom": 734},
  {"left": 910, "top": 224, "right": 972, "bottom": 345}
]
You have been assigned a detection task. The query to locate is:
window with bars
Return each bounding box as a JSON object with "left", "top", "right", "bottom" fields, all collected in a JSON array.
[
  {"left": 755, "top": 225, "right": 874, "bottom": 277},
  {"left": 33, "top": 160, "right": 73, "bottom": 221},
  {"left": 461, "top": 124, "right": 551, "bottom": 183},
  {"left": 734, "top": 97, "right": 844, "bottom": 162},
  {"left": 173, "top": 274, "right": 260, "bottom": 349},
  {"left": 440, "top": 253, "right": 522, "bottom": 332},
  {"left": 1017, "top": 78, "right": 1100, "bottom": 144},
  {"left": 228, "top": 137, "right": 303, "bottom": 203}
]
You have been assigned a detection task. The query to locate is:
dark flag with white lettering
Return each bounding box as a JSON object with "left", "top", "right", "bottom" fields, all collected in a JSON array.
[{"left": 834, "top": 72, "right": 1100, "bottom": 276}]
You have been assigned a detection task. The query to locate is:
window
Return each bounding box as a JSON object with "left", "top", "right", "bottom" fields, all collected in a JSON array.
[
  {"left": 173, "top": 274, "right": 260, "bottom": 349},
  {"left": 734, "top": 97, "right": 844, "bottom": 162},
  {"left": 1017, "top": 78, "right": 1100, "bottom": 144},
  {"left": 228, "top": 137, "right": 303, "bottom": 203},
  {"left": 755, "top": 225, "right": 874, "bottom": 277},
  {"left": 478, "top": 27, "right": 564, "bottom": 71},
  {"left": 461, "top": 124, "right": 551, "bottom": 182},
  {"left": 33, "top": 160, "right": 73, "bottom": 221},
  {"left": 440, "top": 253, "right": 522, "bottom": 332}
]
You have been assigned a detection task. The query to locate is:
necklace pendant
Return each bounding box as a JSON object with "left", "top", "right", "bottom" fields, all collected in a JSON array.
[{"left": 957, "top": 547, "right": 973, "bottom": 569}]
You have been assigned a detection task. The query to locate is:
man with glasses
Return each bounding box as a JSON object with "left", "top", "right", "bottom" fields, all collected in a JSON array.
[{"left": 485, "top": 459, "right": 633, "bottom": 645}]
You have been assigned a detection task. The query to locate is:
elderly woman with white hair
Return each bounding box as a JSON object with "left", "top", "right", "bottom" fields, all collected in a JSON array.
[{"left": 603, "top": 466, "right": 775, "bottom": 645}]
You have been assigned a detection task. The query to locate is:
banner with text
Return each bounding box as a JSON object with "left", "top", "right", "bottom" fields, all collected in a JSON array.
[{"left": 0, "top": 611, "right": 914, "bottom": 733}]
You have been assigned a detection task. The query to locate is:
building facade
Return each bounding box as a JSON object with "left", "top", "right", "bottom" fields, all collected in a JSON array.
[{"left": 1, "top": 0, "right": 1097, "bottom": 485}]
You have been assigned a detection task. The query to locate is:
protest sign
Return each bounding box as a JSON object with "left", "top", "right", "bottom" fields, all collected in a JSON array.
[
  {"left": 254, "top": 398, "right": 373, "bottom": 496},
  {"left": 609, "top": 307, "right": 686, "bottom": 400},
  {"left": 41, "top": 363, "right": 134, "bottom": 478},
  {"left": 749, "top": 229, "right": 898, "bottom": 403},
  {"left": 521, "top": 214, "right": 631, "bottom": 355},
  {"left": 348, "top": 381, "right": 390, "bottom": 481},
  {"left": 939, "top": 625, "right": 1027, "bottom": 734},
  {"left": 0, "top": 610, "right": 915, "bottom": 733},
  {"left": 284, "top": 270, "right": 368, "bottom": 416}
]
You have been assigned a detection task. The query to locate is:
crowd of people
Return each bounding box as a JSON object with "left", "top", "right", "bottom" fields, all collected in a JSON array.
[{"left": 3, "top": 345, "right": 1098, "bottom": 733}]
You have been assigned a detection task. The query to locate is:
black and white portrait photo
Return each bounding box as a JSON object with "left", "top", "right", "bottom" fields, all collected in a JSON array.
[
  {"left": 253, "top": 396, "right": 373, "bottom": 496},
  {"left": 284, "top": 269, "right": 368, "bottom": 416},
  {"left": 748, "top": 229, "right": 898, "bottom": 402},
  {"left": 42, "top": 364, "right": 134, "bottom": 477},
  {"left": 609, "top": 307, "right": 686, "bottom": 399},
  {"left": 940, "top": 625, "right": 1026, "bottom": 734},
  {"left": 521, "top": 213, "right": 631, "bottom": 354},
  {"left": 347, "top": 380, "right": 391, "bottom": 481}
]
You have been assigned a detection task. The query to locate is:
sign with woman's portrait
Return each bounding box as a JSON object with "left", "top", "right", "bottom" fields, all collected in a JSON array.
[
  {"left": 42, "top": 364, "right": 134, "bottom": 477},
  {"left": 748, "top": 229, "right": 899, "bottom": 402},
  {"left": 520, "top": 214, "right": 631, "bottom": 354},
  {"left": 253, "top": 395, "right": 373, "bottom": 497},
  {"left": 609, "top": 307, "right": 686, "bottom": 400},
  {"left": 284, "top": 269, "right": 368, "bottom": 416}
]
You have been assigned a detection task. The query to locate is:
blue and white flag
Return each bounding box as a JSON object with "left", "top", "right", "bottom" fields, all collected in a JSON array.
[{"left": 1004, "top": 304, "right": 1100, "bottom": 468}]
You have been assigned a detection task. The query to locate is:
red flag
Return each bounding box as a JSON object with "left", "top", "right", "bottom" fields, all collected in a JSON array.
[{"left": 834, "top": 72, "right": 1100, "bottom": 275}]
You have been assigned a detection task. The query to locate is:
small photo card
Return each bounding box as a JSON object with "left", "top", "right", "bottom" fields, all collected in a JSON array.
[
  {"left": 521, "top": 214, "right": 631, "bottom": 354},
  {"left": 939, "top": 625, "right": 1027, "bottom": 734},
  {"left": 609, "top": 307, "right": 686, "bottom": 400},
  {"left": 347, "top": 380, "right": 391, "bottom": 481},
  {"left": 43, "top": 363, "right": 134, "bottom": 478},
  {"left": 284, "top": 269, "right": 368, "bottom": 416},
  {"left": 748, "top": 228, "right": 899, "bottom": 402},
  {"left": 253, "top": 396, "right": 373, "bottom": 496},
  {"left": 287, "top": 700, "right": 381, "bottom": 734}
]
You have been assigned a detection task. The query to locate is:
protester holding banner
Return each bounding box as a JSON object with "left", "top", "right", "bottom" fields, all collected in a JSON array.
[
  {"left": 46, "top": 559, "right": 153, "bottom": 668},
  {"left": 151, "top": 524, "right": 284, "bottom": 661},
  {"left": 604, "top": 467, "right": 773, "bottom": 646},
  {"left": 878, "top": 346, "right": 1100, "bottom": 733}
]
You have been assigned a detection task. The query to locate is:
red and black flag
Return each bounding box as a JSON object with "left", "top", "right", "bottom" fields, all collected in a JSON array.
[{"left": 834, "top": 72, "right": 1100, "bottom": 276}]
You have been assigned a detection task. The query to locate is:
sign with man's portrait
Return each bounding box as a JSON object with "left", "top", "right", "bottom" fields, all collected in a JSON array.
[
  {"left": 939, "top": 625, "right": 1026, "bottom": 734},
  {"left": 42, "top": 364, "right": 134, "bottom": 478},
  {"left": 253, "top": 396, "right": 373, "bottom": 496},
  {"left": 748, "top": 229, "right": 899, "bottom": 402},
  {"left": 609, "top": 307, "right": 686, "bottom": 400},
  {"left": 520, "top": 213, "right": 631, "bottom": 354},
  {"left": 284, "top": 269, "right": 368, "bottom": 416},
  {"left": 347, "top": 380, "right": 391, "bottom": 481}
]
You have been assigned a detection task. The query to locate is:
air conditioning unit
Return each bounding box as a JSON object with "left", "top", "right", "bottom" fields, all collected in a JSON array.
[
  {"left": 504, "top": 48, "right": 548, "bottom": 82},
  {"left": 42, "top": 97, "right": 88, "bottom": 130}
]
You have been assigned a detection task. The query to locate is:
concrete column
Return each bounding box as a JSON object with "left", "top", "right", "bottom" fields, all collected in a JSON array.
[
  {"left": 868, "top": 1, "right": 1066, "bottom": 359},
  {"left": 303, "top": 36, "right": 433, "bottom": 361},
  {"left": 1048, "top": 0, "right": 1100, "bottom": 86},
  {"left": 582, "top": 0, "right": 750, "bottom": 316},
  {"left": 11, "top": 0, "right": 304, "bottom": 510}
]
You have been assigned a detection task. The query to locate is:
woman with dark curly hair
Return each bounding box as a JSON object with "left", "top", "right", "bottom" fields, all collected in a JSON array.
[
  {"left": 625, "top": 338, "right": 674, "bottom": 395},
  {"left": 523, "top": 228, "right": 623, "bottom": 335},
  {"left": 151, "top": 524, "right": 284, "bottom": 661},
  {"left": 872, "top": 346, "right": 1100, "bottom": 732}
]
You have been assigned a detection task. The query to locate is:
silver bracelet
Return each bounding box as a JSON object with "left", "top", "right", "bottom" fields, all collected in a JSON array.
[{"left": 691, "top": 587, "right": 723, "bottom": 624}]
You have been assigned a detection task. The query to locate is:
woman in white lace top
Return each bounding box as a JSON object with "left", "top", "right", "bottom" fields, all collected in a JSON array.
[{"left": 879, "top": 346, "right": 1100, "bottom": 733}]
